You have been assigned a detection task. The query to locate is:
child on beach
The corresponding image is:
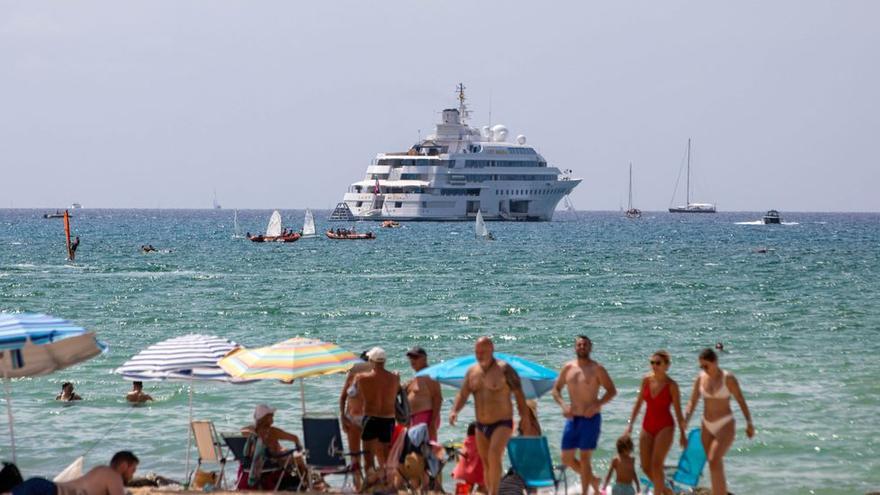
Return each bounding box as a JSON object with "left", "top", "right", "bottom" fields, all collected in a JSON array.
[
  {"left": 452, "top": 423, "right": 484, "bottom": 493},
  {"left": 602, "top": 436, "right": 639, "bottom": 495}
]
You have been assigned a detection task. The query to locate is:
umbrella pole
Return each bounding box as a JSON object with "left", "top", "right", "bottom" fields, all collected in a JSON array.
[
  {"left": 184, "top": 379, "right": 194, "bottom": 488},
  {"left": 299, "top": 379, "right": 306, "bottom": 416},
  {"left": 3, "top": 372, "right": 15, "bottom": 464}
]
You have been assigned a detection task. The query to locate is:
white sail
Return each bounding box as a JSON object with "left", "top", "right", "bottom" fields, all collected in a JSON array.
[
  {"left": 233, "top": 210, "right": 242, "bottom": 238},
  {"left": 266, "top": 210, "right": 283, "bottom": 237},
  {"left": 475, "top": 210, "right": 489, "bottom": 239},
  {"left": 302, "top": 209, "right": 316, "bottom": 237}
]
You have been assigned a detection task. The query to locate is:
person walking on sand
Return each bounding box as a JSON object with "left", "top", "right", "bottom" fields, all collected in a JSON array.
[
  {"left": 355, "top": 347, "right": 400, "bottom": 487},
  {"left": 125, "top": 381, "right": 153, "bottom": 404},
  {"left": 551, "top": 335, "right": 617, "bottom": 495},
  {"left": 623, "top": 350, "right": 686, "bottom": 494},
  {"left": 405, "top": 346, "right": 442, "bottom": 441},
  {"left": 449, "top": 337, "right": 536, "bottom": 495},
  {"left": 684, "top": 348, "right": 755, "bottom": 495},
  {"left": 340, "top": 351, "right": 372, "bottom": 488},
  {"left": 601, "top": 436, "right": 640, "bottom": 495},
  {"left": 13, "top": 451, "right": 139, "bottom": 495}
]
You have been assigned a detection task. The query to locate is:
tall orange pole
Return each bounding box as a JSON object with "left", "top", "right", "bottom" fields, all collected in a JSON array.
[{"left": 63, "top": 210, "right": 72, "bottom": 260}]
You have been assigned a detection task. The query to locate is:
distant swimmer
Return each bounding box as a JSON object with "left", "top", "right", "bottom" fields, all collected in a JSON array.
[
  {"left": 715, "top": 342, "right": 725, "bottom": 352},
  {"left": 126, "top": 381, "right": 154, "bottom": 404},
  {"left": 754, "top": 247, "right": 769, "bottom": 254},
  {"left": 141, "top": 245, "right": 157, "bottom": 253},
  {"left": 56, "top": 382, "right": 82, "bottom": 402}
]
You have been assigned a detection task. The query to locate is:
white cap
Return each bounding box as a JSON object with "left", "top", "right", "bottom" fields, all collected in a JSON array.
[
  {"left": 254, "top": 404, "right": 276, "bottom": 422},
  {"left": 367, "top": 347, "right": 386, "bottom": 363}
]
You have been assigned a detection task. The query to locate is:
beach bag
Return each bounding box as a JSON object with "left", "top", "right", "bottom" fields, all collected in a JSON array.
[{"left": 499, "top": 469, "right": 526, "bottom": 495}]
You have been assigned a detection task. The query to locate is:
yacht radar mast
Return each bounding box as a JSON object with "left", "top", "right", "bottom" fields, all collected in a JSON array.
[{"left": 456, "top": 83, "right": 471, "bottom": 124}]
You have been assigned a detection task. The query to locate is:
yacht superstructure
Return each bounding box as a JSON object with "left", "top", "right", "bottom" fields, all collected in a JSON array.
[{"left": 340, "top": 85, "right": 581, "bottom": 221}]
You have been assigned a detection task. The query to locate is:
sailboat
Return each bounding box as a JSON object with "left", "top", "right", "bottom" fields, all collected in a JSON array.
[
  {"left": 232, "top": 210, "right": 244, "bottom": 239},
  {"left": 625, "top": 163, "right": 642, "bottom": 218},
  {"left": 301, "top": 209, "right": 317, "bottom": 238},
  {"left": 475, "top": 210, "right": 494, "bottom": 240},
  {"left": 669, "top": 138, "right": 716, "bottom": 213},
  {"left": 212, "top": 189, "right": 222, "bottom": 210},
  {"left": 249, "top": 210, "right": 300, "bottom": 242}
]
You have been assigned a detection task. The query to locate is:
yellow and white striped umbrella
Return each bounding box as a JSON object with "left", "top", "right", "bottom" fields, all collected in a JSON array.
[{"left": 218, "top": 337, "right": 358, "bottom": 382}]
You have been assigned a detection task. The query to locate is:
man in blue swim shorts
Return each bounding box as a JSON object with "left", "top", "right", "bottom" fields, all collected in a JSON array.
[{"left": 552, "top": 336, "right": 617, "bottom": 495}]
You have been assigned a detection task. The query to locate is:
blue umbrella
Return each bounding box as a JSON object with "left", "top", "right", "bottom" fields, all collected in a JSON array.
[
  {"left": 0, "top": 313, "right": 107, "bottom": 463},
  {"left": 416, "top": 352, "right": 558, "bottom": 399}
]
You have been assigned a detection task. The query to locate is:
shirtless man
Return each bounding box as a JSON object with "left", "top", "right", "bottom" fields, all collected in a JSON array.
[
  {"left": 405, "top": 346, "right": 442, "bottom": 441},
  {"left": 56, "top": 382, "right": 82, "bottom": 402},
  {"left": 449, "top": 337, "right": 536, "bottom": 495},
  {"left": 13, "top": 451, "right": 139, "bottom": 495},
  {"left": 125, "top": 381, "right": 153, "bottom": 404},
  {"left": 552, "top": 335, "right": 617, "bottom": 495},
  {"left": 354, "top": 347, "right": 400, "bottom": 485},
  {"left": 340, "top": 352, "right": 372, "bottom": 487}
]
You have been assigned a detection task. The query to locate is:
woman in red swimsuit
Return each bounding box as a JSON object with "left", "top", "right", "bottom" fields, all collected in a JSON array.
[{"left": 624, "top": 350, "right": 687, "bottom": 494}]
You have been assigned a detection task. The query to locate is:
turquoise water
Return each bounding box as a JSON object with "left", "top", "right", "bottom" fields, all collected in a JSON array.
[{"left": 0, "top": 209, "right": 877, "bottom": 494}]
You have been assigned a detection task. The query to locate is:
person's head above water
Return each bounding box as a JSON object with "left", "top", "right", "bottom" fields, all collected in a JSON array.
[
  {"left": 715, "top": 342, "right": 725, "bottom": 352},
  {"left": 132, "top": 381, "right": 143, "bottom": 391},
  {"left": 474, "top": 336, "right": 495, "bottom": 368},
  {"left": 575, "top": 335, "right": 592, "bottom": 359},
  {"left": 61, "top": 382, "right": 73, "bottom": 393}
]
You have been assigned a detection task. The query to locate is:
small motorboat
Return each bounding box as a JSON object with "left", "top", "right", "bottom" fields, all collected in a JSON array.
[
  {"left": 249, "top": 210, "right": 301, "bottom": 242},
  {"left": 381, "top": 220, "right": 401, "bottom": 228},
  {"left": 326, "top": 229, "right": 375, "bottom": 240},
  {"left": 43, "top": 210, "right": 68, "bottom": 219},
  {"left": 762, "top": 210, "right": 782, "bottom": 224}
]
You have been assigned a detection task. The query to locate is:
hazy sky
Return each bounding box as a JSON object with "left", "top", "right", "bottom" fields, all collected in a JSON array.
[{"left": 2, "top": 1, "right": 878, "bottom": 211}]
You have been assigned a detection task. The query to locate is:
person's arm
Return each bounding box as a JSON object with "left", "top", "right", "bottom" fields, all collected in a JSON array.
[
  {"left": 551, "top": 364, "right": 572, "bottom": 418},
  {"left": 586, "top": 365, "right": 616, "bottom": 416},
  {"left": 503, "top": 363, "right": 536, "bottom": 435},
  {"left": 430, "top": 378, "right": 443, "bottom": 439},
  {"left": 449, "top": 369, "right": 473, "bottom": 426},
  {"left": 340, "top": 372, "right": 354, "bottom": 430},
  {"left": 624, "top": 377, "right": 646, "bottom": 436},
  {"left": 670, "top": 380, "right": 688, "bottom": 447},
  {"left": 108, "top": 472, "right": 126, "bottom": 495},
  {"left": 683, "top": 375, "right": 701, "bottom": 428},
  {"left": 273, "top": 427, "right": 303, "bottom": 449},
  {"left": 728, "top": 373, "right": 754, "bottom": 439},
  {"left": 602, "top": 458, "right": 616, "bottom": 490}
]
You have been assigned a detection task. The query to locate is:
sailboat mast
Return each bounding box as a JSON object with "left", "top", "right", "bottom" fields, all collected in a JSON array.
[
  {"left": 686, "top": 138, "right": 691, "bottom": 205},
  {"left": 628, "top": 162, "right": 633, "bottom": 210}
]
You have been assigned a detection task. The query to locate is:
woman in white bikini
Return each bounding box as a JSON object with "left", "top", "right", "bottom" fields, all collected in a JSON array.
[{"left": 684, "top": 348, "right": 754, "bottom": 495}]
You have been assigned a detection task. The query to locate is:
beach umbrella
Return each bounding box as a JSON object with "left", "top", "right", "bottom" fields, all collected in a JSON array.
[
  {"left": 415, "top": 352, "right": 558, "bottom": 399},
  {"left": 114, "top": 334, "right": 247, "bottom": 485},
  {"left": 218, "top": 337, "right": 359, "bottom": 413},
  {"left": 0, "top": 313, "right": 107, "bottom": 463}
]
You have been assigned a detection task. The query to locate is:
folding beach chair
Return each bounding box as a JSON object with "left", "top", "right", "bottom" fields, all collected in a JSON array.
[
  {"left": 301, "top": 415, "right": 361, "bottom": 490},
  {"left": 506, "top": 436, "right": 567, "bottom": 494},
  {"left": 190, "top": 420, "right": 227, "bottom": 489},
  {"left": 641, "top": 428, "right": 707, "bottom": 494},
  {"left": 222, "top": 433, "right": 297, "bottom": 491}
]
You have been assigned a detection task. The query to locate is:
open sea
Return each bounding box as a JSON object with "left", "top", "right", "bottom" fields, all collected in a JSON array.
[{"left": 0, "top": 209, "right": 877, "bottom": 494}]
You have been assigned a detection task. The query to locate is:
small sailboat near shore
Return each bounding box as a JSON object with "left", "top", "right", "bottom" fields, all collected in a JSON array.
[
  {"left": 475, "top": 210, "right": 495, "bottom": 240},
  {"left": 301, "top": 209, "right": 317, "bottom": 238},
  {"left": 249, "top": 210, "right": 300, "bottom": 242},
  {"left": 625, "top": 163, "right": 641, "bottom": 219}
]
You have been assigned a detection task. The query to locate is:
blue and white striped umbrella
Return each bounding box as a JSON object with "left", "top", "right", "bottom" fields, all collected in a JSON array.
[
  {"left": 115, "top": 333, "right": 248, "bottom": 484},
  {"left": 115, "top": 334, "right": 244, "bottom": 382},
  {"left": 0, "top": 312, "right": 107, "bottom": 463}
]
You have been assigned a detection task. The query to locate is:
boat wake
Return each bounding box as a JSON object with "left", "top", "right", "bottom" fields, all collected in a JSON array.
[{"left": 735, "top": 220, "right": 800, "bottom": 225}]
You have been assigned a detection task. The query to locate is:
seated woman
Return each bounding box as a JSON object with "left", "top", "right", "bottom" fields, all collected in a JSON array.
[{"left": 239, "top": 404, "right": 309, "bottom": 491}]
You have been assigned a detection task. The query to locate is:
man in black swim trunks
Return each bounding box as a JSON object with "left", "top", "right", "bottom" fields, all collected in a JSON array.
[
  {"left": 449, "top": 337, "right": 536, "bottom": 495},
  {"left": 354, "top": 347, "right": 400, "bottom": 487}
]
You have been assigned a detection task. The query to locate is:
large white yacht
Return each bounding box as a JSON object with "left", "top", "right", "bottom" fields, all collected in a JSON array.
[{"left": 338, "top": 85, "right": 581, "bottom": 221}]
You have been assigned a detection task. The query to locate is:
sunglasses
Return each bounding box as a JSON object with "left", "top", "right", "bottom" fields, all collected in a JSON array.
[{"left": 650, "top": 360, "right": 663, "bottom": 366}]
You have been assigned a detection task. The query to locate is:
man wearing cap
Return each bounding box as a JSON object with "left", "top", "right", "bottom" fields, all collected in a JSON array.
[
  {"left": 354, "top": 347, "right": 400, "bottom": 485},
  {"left": 240, "top": 404, "right": 305, "bottom": 490},
  {"left": 405, "top": 346, "right": 442, "bottom": 441}
]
